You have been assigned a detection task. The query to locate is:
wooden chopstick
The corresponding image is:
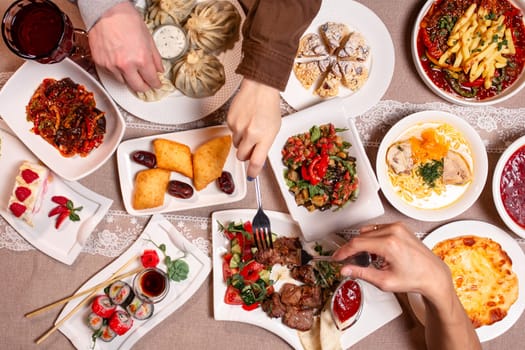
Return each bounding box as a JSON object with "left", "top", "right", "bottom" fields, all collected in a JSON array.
[
  {"left": 32, "top": 256, "right": 140, "bottom": 344},
  {"left": 26, "top": 266, "right": 142, "bottom": 319}
]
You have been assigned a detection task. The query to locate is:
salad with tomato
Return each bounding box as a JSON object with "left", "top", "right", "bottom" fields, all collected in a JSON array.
[
  {"left": 219, "top": 220, "right": 274, "bottom": 311},
  {"left": 281, "top": 123, "right": 359, "bottom": 212}
]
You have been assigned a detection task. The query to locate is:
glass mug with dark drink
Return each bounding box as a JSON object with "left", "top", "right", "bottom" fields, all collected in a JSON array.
[{"left": 2, "top": 0, "right": 91, "bottom": 66}]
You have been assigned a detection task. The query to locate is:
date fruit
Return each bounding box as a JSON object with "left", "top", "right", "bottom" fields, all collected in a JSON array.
[
  {"left": 167, "top": 180, "right": 194, "bottom": 199},
  {"left": 217, "top": 171, "right": 235, "bottom": 194},
  {"left": 131, "top": 151, "right": 156, "bottom": 168}
]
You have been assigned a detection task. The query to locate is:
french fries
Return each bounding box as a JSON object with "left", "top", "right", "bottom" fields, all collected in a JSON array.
[{"left": 436, "top": 3, "right": 516, "bottom": 89}]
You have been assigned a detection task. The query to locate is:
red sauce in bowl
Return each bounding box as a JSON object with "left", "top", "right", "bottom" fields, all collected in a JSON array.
[
  {"left": 500, "top": 145, "right": 525, "bottom": 228},
  {"left": 332, "top": 279, "right": 362, "bottom": 328}
]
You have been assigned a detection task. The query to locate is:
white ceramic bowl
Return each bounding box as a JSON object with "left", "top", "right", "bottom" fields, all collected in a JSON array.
[
  {"left": 492, "top": 135, "right": 525, "bottom": 238},
  {"left": 376, "top": 110, "right": 488, "bottom": 221},
  {"left": 411, "top": 0, "right": 525, "bottom": 106}
]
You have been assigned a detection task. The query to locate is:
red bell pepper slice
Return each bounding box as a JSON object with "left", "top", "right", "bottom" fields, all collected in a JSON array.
[{"left": 240, "top": 260, "right": 265, "bottom": 283}]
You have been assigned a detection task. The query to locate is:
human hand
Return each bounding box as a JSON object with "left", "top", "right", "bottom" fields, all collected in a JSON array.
[
  {"left": 227, "top": 79, "right": 282, "bottom": 178},
  {"left": 87, "top": 2, "right": 163, "bottom": 92},
  {"left": 332, "top": 222, "right": 453, "bottom": 304}
]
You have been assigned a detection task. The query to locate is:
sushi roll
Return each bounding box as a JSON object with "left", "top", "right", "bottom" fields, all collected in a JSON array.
[
  {"left": 127, "top": 296, "right": 155, "bottom": 320},
  {"left": 98, "top": 324, "right": 117, "bottom": 342},
  {"left": 91, "top": 295, "right": 116, "bottom": 318},
  {"left": 108, "top": 310, "right": 134, "bottom": 336},
  {"left": 87, "top": 312, "right": 104, "bottom": 331},
  {"left": 106, "top": 280, "right": 135, "bottom": 307}
]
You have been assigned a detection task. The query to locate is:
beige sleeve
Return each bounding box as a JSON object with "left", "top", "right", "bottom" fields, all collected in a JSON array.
[{"left": 77, "top": 0, "right": 129, "bottom": 30}]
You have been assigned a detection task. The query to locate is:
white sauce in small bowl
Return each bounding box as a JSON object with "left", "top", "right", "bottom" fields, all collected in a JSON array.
[{"left": 153, "top": 24, "right": 188, "bottom": 60}]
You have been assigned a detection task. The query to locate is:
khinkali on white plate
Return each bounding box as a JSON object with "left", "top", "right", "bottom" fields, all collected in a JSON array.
[
  {"left": 171, "top": 49, "right": 225, "bottom": 98},
  {"left": 184, "top": 0, "right": 241, "bottom": 53}
]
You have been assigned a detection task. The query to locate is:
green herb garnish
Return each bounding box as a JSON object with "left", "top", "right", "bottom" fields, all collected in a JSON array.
[
  {"left": 145, "top": 239, "right": 190, "bottom": 282},
  {"left": 418, "top": 160, "right": 444, "bottom": 187}
]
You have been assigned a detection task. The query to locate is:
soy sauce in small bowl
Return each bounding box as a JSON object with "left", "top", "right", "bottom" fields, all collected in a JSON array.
[{"left": 133, "top": 267, "right": 170, "bottom": 304}]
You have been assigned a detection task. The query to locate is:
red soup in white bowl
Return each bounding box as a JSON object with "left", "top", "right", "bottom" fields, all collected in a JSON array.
[{"left": 493, "top": 135, "right": 525, "bottom": 238}]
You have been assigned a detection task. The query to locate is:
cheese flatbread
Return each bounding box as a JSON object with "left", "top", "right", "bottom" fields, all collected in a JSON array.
[{"left": 432, "top": 235, "right": 518, "bottom": 328}]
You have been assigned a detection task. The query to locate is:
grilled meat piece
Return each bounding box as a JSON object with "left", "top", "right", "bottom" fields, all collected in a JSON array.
[
  {"left": 255, "top": 237, "right": 301, "bottom": 266},
  {"left": 261, "top": 293, "right": 286, "bottom": 318},
  {"left": 282, "top": 307, "right": 314, "bottom": 331},
  {"left": 280, "top": 283, "right": 303, "bottom": 306},
  {"left": 291, "top": 265, "right": 317, "bottom": 285},
  {"left": 280, "top": 283, "right": 323, "bottom": 310}
]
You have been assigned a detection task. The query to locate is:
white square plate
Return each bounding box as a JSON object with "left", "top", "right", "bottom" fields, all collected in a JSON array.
[
  {"left": 0, "top": 121, "right": 112, "bottom": 265},
  {"left": 117, "top": 125, "right": 246, "bottom": 215},
  {"left": 267, "top": 100, "right": 384, "bottom": 241},
  {"left": 58, "top": 214, "right": 212, "bottom": 349},
  {"left": 0, "top": 58, "right": 125, "bottom": 181},
  {"left": 212, "top": 209, "right": 402, "bottom": 349}
]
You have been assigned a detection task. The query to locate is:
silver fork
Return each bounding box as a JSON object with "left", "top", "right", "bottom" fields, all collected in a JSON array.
[{"left": 252, "top": 176, "right": 273, "bottom": 251}]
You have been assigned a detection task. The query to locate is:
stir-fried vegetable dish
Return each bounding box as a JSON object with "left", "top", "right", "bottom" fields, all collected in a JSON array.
[{"left": 281, "top": 123, "right": 359, "bottom": 212}]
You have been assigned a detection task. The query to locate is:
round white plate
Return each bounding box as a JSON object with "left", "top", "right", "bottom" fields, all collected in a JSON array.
[
  {"left": 0, "top": 58, "right": 125, "bottom": 181},
  {"left": 407, "top": 220, "right": 525, "bottom": 342},
  {"left": 493, "top": 134, "right": 525, "bottom": 238},
  {"left": 281, "top": 0, "right": 395, "bottom": 112},
  {"left": 98, "top": 0, "right": 244, "bottom": 124},
  {"left": 212, "top": 209, "right": 402, "bottom": 350},
  {"left": 411, "top": 0, "right": 525, "bottom": 106},
  {"left": 376, "top": 110, "right": 488, "bottom": 221}
]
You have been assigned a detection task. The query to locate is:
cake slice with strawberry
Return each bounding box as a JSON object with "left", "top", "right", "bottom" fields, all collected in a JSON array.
[{"left": 8, "top": 161, "right": 50, "bottom": 226}]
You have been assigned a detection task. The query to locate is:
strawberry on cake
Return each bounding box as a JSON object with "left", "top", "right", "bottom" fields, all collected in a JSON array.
[{"left": 8, "top": 161, "right": 50, "bottom": 226}]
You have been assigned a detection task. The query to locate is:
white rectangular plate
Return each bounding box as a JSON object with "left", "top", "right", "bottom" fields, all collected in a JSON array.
[
  {"left": 0, "top": 58, "right": 125, "bottom": 181},
  {"left": 117, "top": 125, "right": 246, "bottom": 215},
  {"left": 58, "top": 214, "right": 212, "bottom": 349},
  {"left": 0, "top": 121, "right": 112, "bottom": 265},
  {"left": 212, "top": 209, "right": 402, "bottom": 350},
  {"left": 267, "top": 101, "right": 384, "bottom": 241}
]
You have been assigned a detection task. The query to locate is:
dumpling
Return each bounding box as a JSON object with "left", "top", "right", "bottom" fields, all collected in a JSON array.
[
  {"left": 145, "top": 6, "right": 176, "bottom": 28},
  {"left": 184, "top": 0, "right": 241, "bottom": 53},
  {"left": 155, "top": 0, "right": 196, "bottom": 24},
  {"left": 171, "top": 49, "right": 225, "bottom": 98},
  {"left": 136, "top": 71, "right": 176, "bottom": 102}
]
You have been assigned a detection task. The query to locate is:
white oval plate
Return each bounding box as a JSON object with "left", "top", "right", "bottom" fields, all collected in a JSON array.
[
  {"left": 411, "top": 0, "right": 525, "bottom": 106},
  {"left": 407, "top": 220, "right": 525, "bottom": 342},
  {"left": 493, "top": 134, "right": 525, "bottom": 238},
  {"left": 281, "top": 0, "right": 395, "bottom": 113},
  {"left": 376, "top": 110, "right": 488, "bottom": 221},
  {"left": 98, "top": 0, "right": 244, "bottom": 124},
  {"left": 0, "top": 121, "right": 112, "bottom": 265},
  {"left": 0, "top": 58, "right": 125, "bottom": 181},
  {"left": 58, "top": 214, "right": 212, "bottom": 349},
  {"left": 212, "top": 209, "right": 402, "bottom": 350},
  {"left": 117, "top": 125, "right": 246, "bottom": 215}
]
